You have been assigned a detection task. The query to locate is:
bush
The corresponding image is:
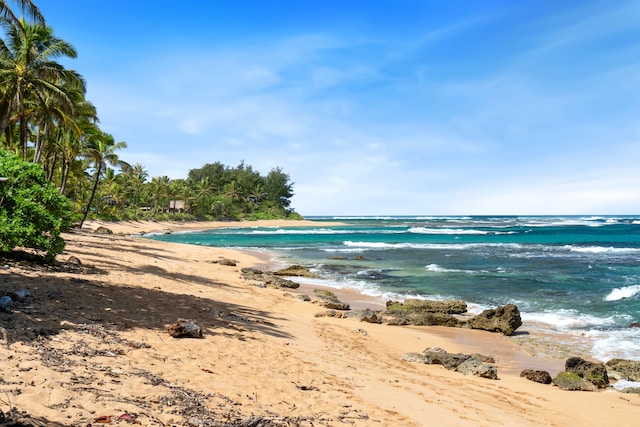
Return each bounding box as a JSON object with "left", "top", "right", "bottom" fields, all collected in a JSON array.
[{"left": 0, "top": 149, "right": 72, "bottom": 261}]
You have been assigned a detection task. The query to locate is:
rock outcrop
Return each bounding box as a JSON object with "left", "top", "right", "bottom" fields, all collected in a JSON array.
[
  {"left": 273, "top": 265, "right": 320, "bottom": 278},
  {"left": 312, "top": 289, "right": 350, "bottom": 310},
  {"left": 552, "top": 357, "right": 609, "bottom": 391},
  {"left": 553, "top": 372, "right": 597, "bottom": 391},
  {"left": 402, "top": 347, "right": 498, "bottom": 380},
  {"left": 464, "top": 304, "right": 522, "bottom": 336},
  {"left": 240, "top": 267, "right": 300, "bottom": 289},
  {"left": 606, "top": 358, "right": 640, "bottom": 381},
  {"left": 564, "top": 357, "right": 609, "bottom": 389}
]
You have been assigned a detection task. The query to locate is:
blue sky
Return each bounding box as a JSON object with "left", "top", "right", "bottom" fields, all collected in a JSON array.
[{"left": 35, "top": 0, "right": 640, "bottom": 215}]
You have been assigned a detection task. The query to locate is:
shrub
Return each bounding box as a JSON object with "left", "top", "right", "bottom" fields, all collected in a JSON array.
[{"left": 0, "top": 149, "right": 72, "bottom": 261}]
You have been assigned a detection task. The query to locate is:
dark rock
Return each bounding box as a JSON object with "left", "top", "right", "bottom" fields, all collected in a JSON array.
[
  {"left": 553, "top": 372, "right": 597, "bottom": 391},
  {"left": 167, "top": 318, "right": 203, "bottom": 338},
  {"left": 94, "top": 226, "right": 113, "bottom": 235},
  {"left": 628, "top": 322, "right": 640, "bottom": 328},
  {"left": 606, "top": 358, "right": 640, "bottom": 381},
  {"left": 264, "top": 276, "right": 300, "bottom": 289},
  {"left": 565, "top": 357, "right": 609, "bottom": 389},
  {"left": 520, "top": 369, "right": 552, "bottom": 384},
  {"left": 385, "top": 298, "right": 468, "bottom": 314},
  {"left": 465, "top": 304, "right": 522, "bottom": 336},
  {"left": 274, "top": 265, "right": 320, "bottom": 278}
]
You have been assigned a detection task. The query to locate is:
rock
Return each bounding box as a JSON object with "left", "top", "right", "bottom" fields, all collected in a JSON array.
[
  {"left": 240, "top": 267, "right": 264, "bottom": 281},
  {"left": 381, "top": 311, "right": 461, "bottom": 327},
  {"left": 295, "top": 294, "right": 311, "bottom": 302},
  {"left": 565, "top": 357, "right": 609, "bottom": 389},
  {"left": 402, "top": 347, "right": 498, "bottom": 379},
  {"left": 216, "top": 258, "right": 237, "bottom": 266},
  {"left": 385, "top": 299, "right": 468, "bottom": 314},
  {"left": 465, "top": 304, "right": 522, "bottom": 336},
  {"left": 312, "top": 289, "right": 350, "bottom": 310},
  {"left": 0, "top": 295, "right": 12, "bottom": 313},
  {"left": 455, "top": 357, "right": 498, "bottom": 380},
  {"left": 628, "top": 322, "right": 640, "bottom": 328},
  {"left": 520, "top": 369, "right": 552, "bottom": 384},
  {"left": 273, "top": 265, "right": 320, "bottom": 278},
  {"left": 421, "top": 347, "right": 472, "bottom": 370},
  {"left": 264, "top": 276, "right": 300, "bottom": 289},
  {"left": 402, "top": 352, "right": 429, "bottom": 363},
  {"left": 66, "top": 256, "right": 82, "bottom": 265},
  {"left": 605, "top": 358, "right": 640, "bottom": 381},
  {"left": 167, "top": 318, "right": 203, "bottom": 338},
  {"left": 342, "top": 309, "right": 383, "bottom": 324},
  {"left": 94, "top": 226, "right": 113, "bottom": 235},
  {"left": 553, "top": 372, "right": 597, "bottom": 391},
  {"left": 314, "top": 310, "right": 343, "bottom": 318},
  {"left": 8, "top": 289, "right": 30, "bottom": 302}
]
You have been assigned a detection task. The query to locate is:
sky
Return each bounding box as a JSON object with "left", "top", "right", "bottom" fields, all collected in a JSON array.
[{"left": 34, "top": 0, "right": 640, "bottom": 215}]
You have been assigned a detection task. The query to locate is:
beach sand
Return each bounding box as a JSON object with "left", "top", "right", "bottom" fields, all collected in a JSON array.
[{"left": 0, "top": 219, "right": 638, "bottom": 426}]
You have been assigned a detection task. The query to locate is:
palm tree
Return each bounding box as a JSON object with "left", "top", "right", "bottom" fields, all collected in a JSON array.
[
  {"left": 0, "top": 17, "right": 84, "bottom": 159},
  {"left": 0, "top": 1, "right": 43, "bottom": 26},
  {"left": 194, "top": 177, "right": 214, "bottom": 214},
  {"left": 79, "top": 129, "right": 127, "bottom": 227}
]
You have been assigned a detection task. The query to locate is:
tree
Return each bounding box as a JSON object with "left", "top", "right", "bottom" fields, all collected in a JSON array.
[
  {"left": 0, "top": 0, "right": 43, "bottom": 26},
  {"left": 79, "top": 129, "right": 127, "bottom": 227},
  {"left": 0, "top": 17, "right": 85, "bottom": 159},
  {"left": 264, "top": 167, "right": 294, "bottom": 209},
  {"left": 0, "top": 147, "right": 71, "bottom": 261}
]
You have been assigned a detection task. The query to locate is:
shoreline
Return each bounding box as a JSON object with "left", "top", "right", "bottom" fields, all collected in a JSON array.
[
  {"left": 87, "top": 219, "right": 608, "bottom": 372},
  {"left": 1, "top": 219, "right": 636, "bottom": 425}
]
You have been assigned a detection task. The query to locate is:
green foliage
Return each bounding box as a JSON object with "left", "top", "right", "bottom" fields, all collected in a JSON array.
[{"left": 0, "top": 148, "right": 72, "bottom": 261}]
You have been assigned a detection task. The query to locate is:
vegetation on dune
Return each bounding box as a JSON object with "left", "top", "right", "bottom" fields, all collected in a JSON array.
[{"left": 0, "top": 1, "right": 301, "bottom": 258}]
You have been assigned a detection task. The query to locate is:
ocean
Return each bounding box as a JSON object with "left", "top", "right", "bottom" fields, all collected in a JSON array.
[{"left": 148, "top": 215, "right": 640, "bottom": 362}]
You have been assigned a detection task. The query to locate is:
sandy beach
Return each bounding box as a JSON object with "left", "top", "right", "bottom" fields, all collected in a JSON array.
[{"left": 0, "top": 219, "right": 638, "bottom": 426}]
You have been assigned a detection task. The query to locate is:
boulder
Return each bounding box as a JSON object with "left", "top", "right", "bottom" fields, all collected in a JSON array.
[
  {"left": 605, "top": 358, "right": 640, "bottom": 382},
  {"left": 385, "top": 299, "right": 467, "bottom": 314},
  {"left": 565, "top": 357, "right": 609, "bottom": 389},
  {"left": 552, "top": 372, "right": 597, "bottom": 391},
  {"left": 520, "top": 369, "right": 552, "bottom": 384},
  {"left": 465, "top": 304, "right": 522, "bottom": 336}
]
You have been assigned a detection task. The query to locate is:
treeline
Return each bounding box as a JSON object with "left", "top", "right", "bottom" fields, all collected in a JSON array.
[{"left": 0, "top": 1, "right": 300, "bottom": 226}]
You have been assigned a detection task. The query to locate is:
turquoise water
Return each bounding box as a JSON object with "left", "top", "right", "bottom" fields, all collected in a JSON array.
[{"left": 149, "top": 216, "right": 640, "bottom": 361}]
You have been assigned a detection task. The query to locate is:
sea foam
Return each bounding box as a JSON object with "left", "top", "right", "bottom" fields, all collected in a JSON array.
[{"left": 605, "top": 285, "right": 640, "bottom": 301}]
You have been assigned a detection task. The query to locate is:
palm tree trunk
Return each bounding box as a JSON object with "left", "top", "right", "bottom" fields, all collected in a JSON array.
[{"left": 79, "top": 162, "right": 102, "bottom": 228}]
